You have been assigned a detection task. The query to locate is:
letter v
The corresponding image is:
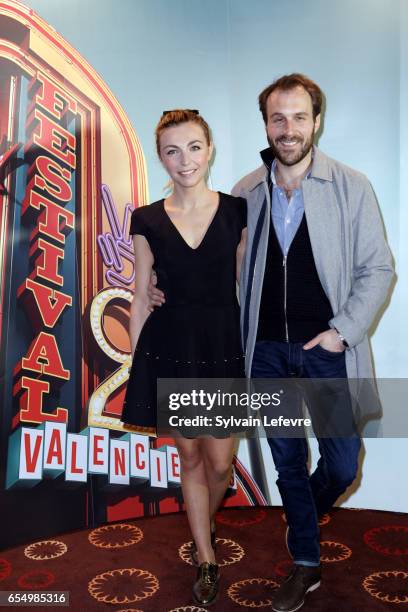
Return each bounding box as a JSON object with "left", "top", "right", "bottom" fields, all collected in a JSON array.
[
  {"left": 18, "top": 278, "right": 72, "bottom": 328},
  {"left": 24, "top": 432, "right": 42, "bottom": 473}
]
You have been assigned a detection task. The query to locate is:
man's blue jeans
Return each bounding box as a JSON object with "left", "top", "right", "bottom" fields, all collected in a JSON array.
[{"left": 251, "top": 340, "right": 361, "bottom": 566}]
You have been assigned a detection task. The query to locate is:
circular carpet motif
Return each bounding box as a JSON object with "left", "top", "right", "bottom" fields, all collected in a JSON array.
[
  {"left": 24, "top": 540, "right": 67, "bottom": 560},
  {"left": 17, "top": 570, "right": 55, "bottom": 589},
  {"left": 363, "top": 570, "right": 408, "bottom": 604},
  {"left": 168, "top": 607, "right": 208, "bottom": 611},
  {"left": 88, "top": 523, "right": 143, "bottom": 549},
  {"left": 364, "top": 525, "right": 408, "bottom": 556},
  {"left": 281, "top": 512, "right": 330, "bottom": 526},
  {"left": 88, "top": 567, "right": 159, "bottom": 604},
  {"left": 0, "top": 558, "right": 12, "bottom": 581},
  {"left": 227, "top": 577, "right": 279, "bottom": 607},
  {"left": 179, "top": 538, "right": 244, "bottom": 567},
  {"left": 216, "top": 509, "right": 267, "bottom": 527},
  {"left": 320, "top": 541, "right": 352, "bottom": 562}
]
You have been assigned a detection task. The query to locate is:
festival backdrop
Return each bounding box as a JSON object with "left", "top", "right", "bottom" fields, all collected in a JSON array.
[
  {"left": 0, "top": 0, "right": 406, "bottom": 551},
  {"left": 0, "top": 0, "right": 267, "bottom": 550}
]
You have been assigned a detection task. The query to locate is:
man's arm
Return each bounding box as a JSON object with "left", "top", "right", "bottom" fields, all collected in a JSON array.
[
  {"left": 146, "top": 270, "right": 165, "bottom": 310},
  {"left": 236, "top": 228, "right": 247, "bottom": 282},
  {"left": 308, "top": 179, "right": 395, "bottom": 350}
]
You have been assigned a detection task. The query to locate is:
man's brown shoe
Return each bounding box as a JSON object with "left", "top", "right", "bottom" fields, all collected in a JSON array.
[
  {"left": 192, "top": 562, "right": 219, "bottom": 606},
  {"left": 272, "top": 564, "right": 321, "bottom": 612}
]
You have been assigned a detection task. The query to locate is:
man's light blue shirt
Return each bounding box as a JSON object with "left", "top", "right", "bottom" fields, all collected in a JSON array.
[{"left": 270, "top": 159, "right": 307, "bottom": 256}]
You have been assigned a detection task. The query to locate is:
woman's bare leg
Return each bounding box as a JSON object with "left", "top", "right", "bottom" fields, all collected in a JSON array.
[
  {"left": 201, "top": 437, "right": 236, "bottom": 524},
  {"left": 175, "top": 437, "right": 215, "bottom": 564}
]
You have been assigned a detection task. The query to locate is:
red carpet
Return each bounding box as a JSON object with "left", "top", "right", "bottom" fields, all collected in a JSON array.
[{"left": 1, "top": 507, "right": 407, "bottom": 610}]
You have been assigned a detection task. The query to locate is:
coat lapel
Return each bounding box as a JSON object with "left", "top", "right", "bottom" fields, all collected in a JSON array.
[
  {"left": 246, "top": 166, "right": 269, "bottom": 223},
  {"left": 302, "top": 178, "right": 344, "bottom": 311}
]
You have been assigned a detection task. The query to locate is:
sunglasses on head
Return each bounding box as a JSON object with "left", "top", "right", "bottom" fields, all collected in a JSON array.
[{"left": 162, "top": 109, "right": 199, "bottom": 116}]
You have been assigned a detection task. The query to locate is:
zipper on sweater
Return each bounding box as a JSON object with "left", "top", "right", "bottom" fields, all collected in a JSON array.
[
  {"left": 283, "top": 255, "right": 289, "bottom": 342},
  {"left": 250, "top": 262, "right": 257, "bottom": 302}
]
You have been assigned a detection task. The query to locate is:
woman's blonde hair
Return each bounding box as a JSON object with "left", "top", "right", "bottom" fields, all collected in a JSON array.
[{"left": 155, "top": 109, "right": 211, "bottom": 156}]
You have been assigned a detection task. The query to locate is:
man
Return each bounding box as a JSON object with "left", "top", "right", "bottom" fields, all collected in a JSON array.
[{"left": 232, "top": 73, "right": 394, "bottom": 611}]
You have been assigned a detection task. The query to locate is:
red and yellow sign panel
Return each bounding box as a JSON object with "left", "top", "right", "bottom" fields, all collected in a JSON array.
[
  {"left": 0, "top": 0, "right": 148, "bottom": 436},
  {"left": 0, "top": 1, "right": 263, "bottom": 547}
]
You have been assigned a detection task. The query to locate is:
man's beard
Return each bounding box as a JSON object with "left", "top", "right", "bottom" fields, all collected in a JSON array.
[{"left": 268, "top": 131, "right": 314, "bottom": 167}]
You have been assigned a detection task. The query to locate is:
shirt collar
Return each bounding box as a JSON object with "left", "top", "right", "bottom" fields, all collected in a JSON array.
[
  {"left": 258, "top": 145, "right": 333, "bottom": 185},
  {"left": 270, "top": 157, "right": 312, "bottom": 187},
  {"left": 270, "top": 158, "right": 278, "bottom": 186}
]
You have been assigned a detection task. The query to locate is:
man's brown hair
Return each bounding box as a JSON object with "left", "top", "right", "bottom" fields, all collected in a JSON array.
[{"left": 258, "top": 73, "right": 323, "bottom": 122}]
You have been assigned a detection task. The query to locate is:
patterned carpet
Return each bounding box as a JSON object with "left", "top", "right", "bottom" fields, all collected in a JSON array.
[{"left": 1, "top": 506, "right": 407, "bottom": 610}]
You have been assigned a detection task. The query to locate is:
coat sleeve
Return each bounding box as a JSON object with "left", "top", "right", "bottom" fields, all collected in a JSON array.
[{"left": 329, "top": 178, "right": 395, "bottom": 348}]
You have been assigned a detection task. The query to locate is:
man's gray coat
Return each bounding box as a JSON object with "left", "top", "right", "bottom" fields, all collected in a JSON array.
[{"left": 232, "top": 147, "right": 394, "bottom": 387}]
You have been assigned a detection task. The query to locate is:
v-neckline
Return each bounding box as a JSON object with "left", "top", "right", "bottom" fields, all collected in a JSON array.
[{"left": 161, "top": 193, "right": 221, "bottom": 251}]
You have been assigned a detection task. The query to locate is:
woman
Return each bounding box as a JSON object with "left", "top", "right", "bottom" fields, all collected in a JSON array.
[{"left": 122, "top": 109, "right": 246, "bottom": 606}]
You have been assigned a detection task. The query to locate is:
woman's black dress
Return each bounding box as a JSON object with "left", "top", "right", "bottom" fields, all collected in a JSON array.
[{"left": 122, "top": 192, "right": 246, "bottom": 433}]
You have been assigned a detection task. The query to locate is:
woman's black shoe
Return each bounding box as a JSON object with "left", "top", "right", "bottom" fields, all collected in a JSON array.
[
  {"left": 189, "top": 527, "right": 216, "bottom": 566},
  {"left": 192, "top": 562, "right": 219, "bottom": 606}
]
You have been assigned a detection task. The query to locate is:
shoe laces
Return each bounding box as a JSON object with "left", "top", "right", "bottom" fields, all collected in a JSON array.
[{"left": 200, "top": 562, "right": 218, "bottom": 584}]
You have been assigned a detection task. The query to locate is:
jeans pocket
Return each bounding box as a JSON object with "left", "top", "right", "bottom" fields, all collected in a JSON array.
[{"left": 313, "top": 344, "right": 345, "bottom": 358}]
